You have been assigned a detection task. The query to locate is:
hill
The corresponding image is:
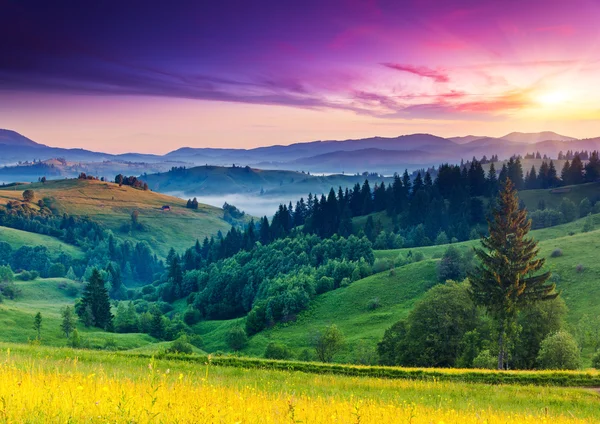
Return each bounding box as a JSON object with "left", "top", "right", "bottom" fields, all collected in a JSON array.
[
  {"left": 0, "top": 276, "right": 154, "bottom": 349},
  {"left": 190, "top": 214, "right": 600, "bottom": 364},
  {"left": 0, "top": 179, "right": 242, "bottom": 256},
  {"left": 501, "top": 131, "right": 576, "bottom": 143},
  {"left": 0, "top": 226, "right": 84, "bottom": 260}
]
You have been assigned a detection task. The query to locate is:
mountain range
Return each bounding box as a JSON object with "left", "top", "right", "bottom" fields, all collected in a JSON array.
[{"left": 1, "top": 129, "right": 600, "bottom": 176}]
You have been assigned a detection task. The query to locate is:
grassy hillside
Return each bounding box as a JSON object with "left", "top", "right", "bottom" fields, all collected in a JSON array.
[
  {"left": 0, "top": 226, "right": 84, "bottom": 259},
  {"left": 189, "top": 215, "right": 600, "bottom": 362},
  {"left": 0, "top": 179, "right": 241, "bottom": 256},
  {"left": 0, "top": 276, "right": 154, "bottom": 349},
  {"left": 519, "top": 181, "right": 600, "bottom": 210}
]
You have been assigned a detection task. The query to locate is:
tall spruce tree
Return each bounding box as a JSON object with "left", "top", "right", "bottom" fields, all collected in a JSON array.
[
  {"left": 469, "top": 178, "right": 556, "bottom": 369},
  {"left": 80, "top": 269, "right": 113, "bottom": 330}
]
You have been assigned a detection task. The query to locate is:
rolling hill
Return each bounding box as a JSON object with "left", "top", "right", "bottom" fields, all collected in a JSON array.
[
  {"left": 191, "top": 212, "right": 600, "bottom": 364},
  {"left": 0, "top": 226, "right": 84, "bottom": 260},
  {"left": 0, "top": 179, "right": 244, "bottom": 256}
]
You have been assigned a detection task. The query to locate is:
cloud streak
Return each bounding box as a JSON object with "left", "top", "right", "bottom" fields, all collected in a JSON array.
[{"left": 381, "top": 63, "right": 450, "bottom": 83}]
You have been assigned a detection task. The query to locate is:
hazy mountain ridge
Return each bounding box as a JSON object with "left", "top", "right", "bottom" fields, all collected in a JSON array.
[{"left": 1, "top": 128, "right": 599, "bottom": 178}]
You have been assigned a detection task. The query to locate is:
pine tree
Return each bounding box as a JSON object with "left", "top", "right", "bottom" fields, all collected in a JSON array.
[
  {"left": 469, "top": 179, "right": 557, "bottom": 369},
  {"left": 79, "top": 269, "right": 113, "bottom": 330},
  {"left": 33, "top": 312, "right": 42, "bottom": 340},
  {"left": 60, "top": 306, "right": 76, "bottom": 338}
]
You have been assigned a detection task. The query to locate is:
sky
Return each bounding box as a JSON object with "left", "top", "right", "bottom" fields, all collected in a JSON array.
[{"left": 2, "top": 0, "right": 600, "bottom": 154}]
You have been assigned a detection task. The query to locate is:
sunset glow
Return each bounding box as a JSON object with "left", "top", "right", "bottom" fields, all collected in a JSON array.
[{"left": 1, "top": 0, "right": 600, "bottom": 153}]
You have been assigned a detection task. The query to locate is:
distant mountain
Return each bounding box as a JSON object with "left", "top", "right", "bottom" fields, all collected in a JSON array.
[
  {"left": 0, "top": 129, "right": 46, "bottom": 148},
  {"left": 448, "top": 135, "right": 486, "bottom": 144},
  {"left": 501, "top": 131, "right": 576, "bottom": 144},
  {"left": 1, "top": 128, "right": 599, "bottom": 179}
]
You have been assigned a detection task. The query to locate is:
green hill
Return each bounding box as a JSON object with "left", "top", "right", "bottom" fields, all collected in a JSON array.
[
  {"left": 0, "top": 276, "right": 154, "bottom": 349},
  {"left": 190, "top": 214, "right": 600, "bottom": 363},
  {"left": 0, "top": 226, "right": 84, "bottom": 260},
  {"left": 0, "top": 179, "right": 242, "bottom": 256}
]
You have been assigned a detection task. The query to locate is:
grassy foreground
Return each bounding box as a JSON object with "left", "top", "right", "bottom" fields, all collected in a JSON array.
[{"left": 1, "top": 343, "right": 599, "bottom": 423}]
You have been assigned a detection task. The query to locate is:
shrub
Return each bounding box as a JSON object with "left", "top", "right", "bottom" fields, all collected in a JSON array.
[
  {"left": 48, "top": 263, "right": 66, "bottom": 278},
  {"left": 298, "top": 348, "right": 313, "bottom": 362},
  {"left": 366, "top": 297, "right": 381, "bottom": 310},
  {"left": 372, "top": 259, "right": 392, "bottom": 274},
  {"left": 183, "top": 308, "right": 201, "bottom": 325},
  {"left": 576, "top": 264, "right": 585, "bottom": 273},
  {"left": 550, "top": 248, "right": 563, "bottom": 258},
  {"left": 536, "top": 331, "right": 581, "bottom": 370},
  {"left": 225, "top": 327, "right": 248, "bottom": 351},
  {"left": 437, "top": 246, "right": 465, "bottom": 282},
  {"left": 188, "top": 334, "right": 204, "bottom": 349},
  {"left": 166, "top": 334, "right": 194, "bottom": 354},
  {"left": 582, "top": 213, "right": 594, "bottom": 233},
  {"left": 264, "top": 342, "right": 292, "bottom": 360},
  {"left": 103, "top": 337, "right": 118, "bottom": 351},
  {"left": 472, "top": 349, "right": 497, "bottom": 369},
  {"left": 314, "top": 324, "right": 344, "bottom": 363},
  {"left": 18, "top": 270, "right": 33, "bottom": 281},
  {"left": 315, "top": 276, "right": 334, "bottom": 294},
  {"left": 0, "top": 265, "right": 14, "bottom": 283},
  {"left": 592, "top": 351, "right": 600, "bottom": 369},
  {"left": 0, "top": 281, "right": 22, "bottom": 299}
]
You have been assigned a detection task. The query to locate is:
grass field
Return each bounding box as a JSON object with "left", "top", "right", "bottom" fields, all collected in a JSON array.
[
  {"left": 0, "top": 225, "right": 84, "bottom": 259},
  {"left": 0, "top": 276, "right": 154, "bottom": 349},
  {"left": 1, "top": 344, "right": 599, "bottom": 423},
  {"left": 0, "top": 179, "right": 241, "bottom": 256}
]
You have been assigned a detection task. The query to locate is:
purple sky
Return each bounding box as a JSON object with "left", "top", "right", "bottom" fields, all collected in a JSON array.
[{"left": 2, "top": 0, "right": 600, "bottom": 153}]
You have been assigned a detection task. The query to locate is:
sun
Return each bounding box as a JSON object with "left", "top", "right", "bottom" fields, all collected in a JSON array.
[{"left": 535, "top": 90, "right": 569, "bottom": 107}]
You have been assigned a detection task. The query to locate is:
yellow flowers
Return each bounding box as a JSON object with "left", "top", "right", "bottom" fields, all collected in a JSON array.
[{"left": 0, "top": 361, "right": 593, "bottom": 424}]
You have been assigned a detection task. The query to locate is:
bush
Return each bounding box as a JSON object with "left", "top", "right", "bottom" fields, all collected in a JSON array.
[
  {"left": 183, "top": 308, "right": 201, "bottom": 325},
  {"left": 225, "top": 327, "right": 248, "bottom": 351},
  {"left": 264, "top": 342, "right": 292, "bottom": 360},
  {"left": 0, "top": 265, "right": 14, "bottom": 283},
  {"left": 366, "top": 297, "right": 381, "bottom": 310},
  {"left": 592, "top": 351, "right": 600, "bottom": 369},
  {"left": 188, "top": 334, "right": 204, "bottom": 349},
  {"left": 0, "top": 281, "right": 22, "bottom": 299},
  {"left": 48, "top": 263, "right": 66, "bottom": 278},
  {"left": 166, "top": 334, "right": 194, "bottom": 354},
  {"left": 314, "top": 324, "right": 344, "bottom": 362},
  {"left": 298, "top": 348, "right": 313, "bottom": 362},
  {"left": 103, "top": 337, "right": 118, "bottom": 351},
  {"left": 550, "top": 248, "right": 563, "bottom": 258},
  {"left": 536, "top": 331, "right": 581, "bottom": 370},
  {"left": 472, "top": 349, "right": 497, "bottom": 369},
  {"left": 372, "top": 258, "right": 392, "bottom": 274},
  {"left": 582, "top": 213, "right": 594, "bottom": 233},
  {"left": 315, "top": 276, "right": 334, "bottom": 294},
  {"left": 437, "top": 246, "right": 465, "bottom": 282}
]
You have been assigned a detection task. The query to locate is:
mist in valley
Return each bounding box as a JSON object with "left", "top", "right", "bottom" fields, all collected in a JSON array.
[{"left": 165, "top": 191, "right": 310, "bottom": 217}]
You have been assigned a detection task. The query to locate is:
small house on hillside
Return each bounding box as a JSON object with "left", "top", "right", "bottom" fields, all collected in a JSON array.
[{"left": 161, "top": 205, "right": 171, "bottom": 211}]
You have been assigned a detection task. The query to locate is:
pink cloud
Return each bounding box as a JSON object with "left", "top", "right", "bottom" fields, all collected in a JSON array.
[
  {"left": 535, "top": 25, "right": 575, "bottom": 36},
  {"left": 382, "top": 63, "right": 450, "bottom": 83}
]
